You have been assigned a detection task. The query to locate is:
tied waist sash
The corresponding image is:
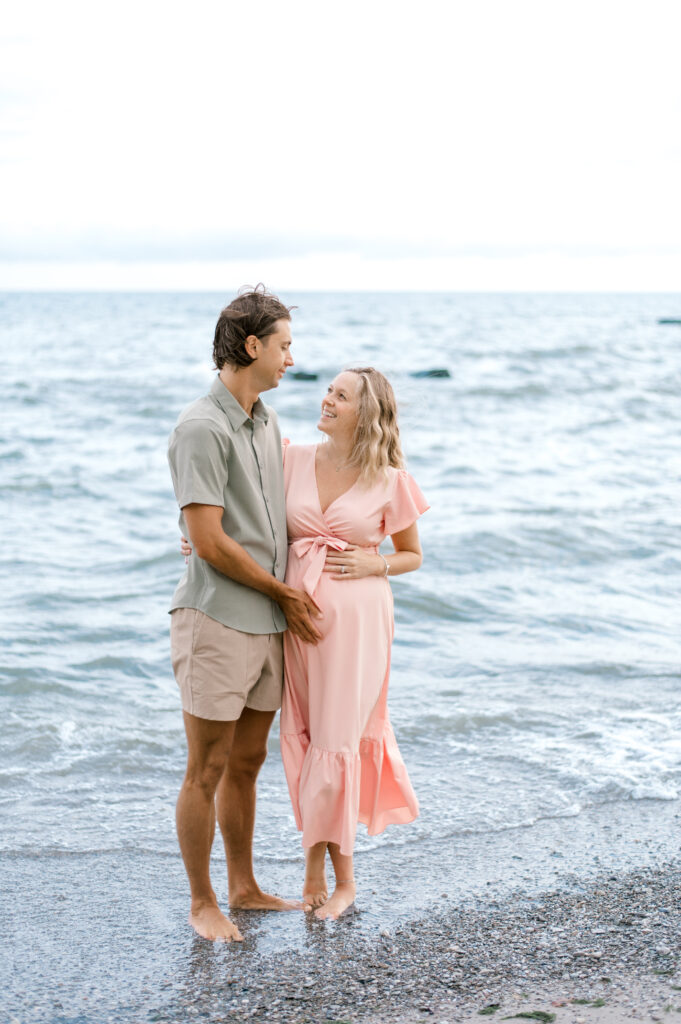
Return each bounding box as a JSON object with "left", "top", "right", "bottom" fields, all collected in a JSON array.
[
  {"left": 289, "top": 535, "right": 348, "bottom": 596},
  {"left": 289, "top": 535, "right": 381, "bottom": 595}
]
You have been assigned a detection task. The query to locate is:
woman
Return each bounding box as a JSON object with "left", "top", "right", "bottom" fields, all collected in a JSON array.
[
  {"left": 280, "top": 366, "right": 428, "bottom": 920},
  {"left": 182, "top": 367, "right": 428, "bottom": 920}
]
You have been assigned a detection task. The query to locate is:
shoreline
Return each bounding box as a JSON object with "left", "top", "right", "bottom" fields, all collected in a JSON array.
[
  {"left": 7, "top": 860, "right": 678, "bottom": 1023},
  {"left": 3, "top": 798, "right": 681, "bottom": 1023}
]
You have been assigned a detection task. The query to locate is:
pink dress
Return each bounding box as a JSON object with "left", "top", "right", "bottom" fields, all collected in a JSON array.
[{"left": 280, "top": 442, "right": 429, "bottom": 856}]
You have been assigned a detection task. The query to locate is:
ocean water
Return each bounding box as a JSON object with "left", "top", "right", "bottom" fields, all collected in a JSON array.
[{"left": 2, "top": 290, "right": 681, "bottom": 869}]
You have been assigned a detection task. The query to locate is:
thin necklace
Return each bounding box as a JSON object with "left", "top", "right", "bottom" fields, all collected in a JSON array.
[{"left": 321, "top": 445, "right": 350, "bottom": 472}]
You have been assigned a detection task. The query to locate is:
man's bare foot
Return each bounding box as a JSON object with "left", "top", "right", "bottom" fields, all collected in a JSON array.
[
  {"left": 188, "top": 903, "right": 244, "bottom": 941},
  {"left": 229, "top": 886, "right": 301, "bottom": 911},
  {"left": 314, "top": 880, "right": 356, "bottom": 921}
]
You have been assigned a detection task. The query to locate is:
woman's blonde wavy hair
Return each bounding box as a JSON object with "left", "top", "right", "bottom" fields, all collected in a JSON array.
[{"left": 344, "top": 367, "right": 405, "bottom": 483}]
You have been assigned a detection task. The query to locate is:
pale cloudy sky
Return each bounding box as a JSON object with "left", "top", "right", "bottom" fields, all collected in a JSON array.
[{"left": 1, "top": 0, "right": 680, "bottom": 290}]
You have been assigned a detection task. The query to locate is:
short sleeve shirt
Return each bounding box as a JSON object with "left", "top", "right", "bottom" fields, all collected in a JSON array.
[{"left": 167, "top": 377, "right": 287, "bottom": 633}]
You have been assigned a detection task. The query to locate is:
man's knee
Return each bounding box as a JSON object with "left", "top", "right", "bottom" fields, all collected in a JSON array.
[
  {"left": 186, "top": 750, "right": 231, "bottom": 793},
  {"left": 228, "top": 744, "right": 268, "bottom": 782}
]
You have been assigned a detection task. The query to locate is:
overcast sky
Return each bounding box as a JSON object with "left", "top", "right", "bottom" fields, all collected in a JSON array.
[{"left": 1, "top": 0, "right": 680, "bottom": 289}]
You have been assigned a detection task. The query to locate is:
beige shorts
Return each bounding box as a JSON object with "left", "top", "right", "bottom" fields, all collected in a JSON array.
[{"left": 170, "top": 608, "right": 283, "bottom": 721}]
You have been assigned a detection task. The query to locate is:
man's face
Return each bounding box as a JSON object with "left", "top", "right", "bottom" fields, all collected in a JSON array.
[{"left": 255, "top": 319, "right": 294, "bottom": 391}]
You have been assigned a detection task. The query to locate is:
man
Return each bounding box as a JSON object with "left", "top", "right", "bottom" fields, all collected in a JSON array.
[{"left": 167, "top": 285, "right": 321, "bottom": 942}]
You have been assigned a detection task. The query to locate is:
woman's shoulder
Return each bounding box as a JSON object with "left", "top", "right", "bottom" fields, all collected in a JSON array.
[
  {"left": 385, "top": 464, "right": 414, "bottom": 489},
  {"left": 282, "top": 440, "right": 316, "bottom": 468},
  {"left": 283, "top": 441, "right": 316, "bottom": 455}
]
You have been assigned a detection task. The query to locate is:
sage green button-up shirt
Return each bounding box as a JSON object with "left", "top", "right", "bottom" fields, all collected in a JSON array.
[{"left": 168, "top": 377, "right": 288, "bottom": 634}]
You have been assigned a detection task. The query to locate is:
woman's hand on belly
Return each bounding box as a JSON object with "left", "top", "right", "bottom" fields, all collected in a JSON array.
[{"left": 322, "top": 545, "right": 384, "bottom": 580}]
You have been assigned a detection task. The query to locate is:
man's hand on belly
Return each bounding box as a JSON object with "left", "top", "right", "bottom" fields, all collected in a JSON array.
[{"left": 277, "top": 586, "right": 322, "bottom": 644}]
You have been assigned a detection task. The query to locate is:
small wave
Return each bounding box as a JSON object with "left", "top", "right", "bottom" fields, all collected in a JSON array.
[
  {"left": 399, "top": 709, "right": 547, "bottom": 738},
  {"left": 0, "top": 844, "right": 178, "bottom": 859},
  {"left": 631, "top": 782, "right": 679, "bottom": 800},
  {"left": 0, "top": 672, "right": 87, "bottom": 698},
  {"left": 563, "top": 662, "right": 679, "bottom": 680},
  {"left": 522, "top": 344, "right": 596, "bottom": 360},
  {"left": 395, "top": 590, "right": 464, "bottom": 620},
  {"left": 465, "top": 382, "right": 551, "bottom": 399},
  {"left": 585, "top": 777, "right": 679, "bottom": 802},
  {"left": 73, "top": 655, "right": 155, "bottom": 676}
]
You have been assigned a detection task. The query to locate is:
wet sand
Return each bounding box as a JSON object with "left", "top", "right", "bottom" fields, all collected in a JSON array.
[{"left": 3, "top": 798, "right": 680, "bottom": 1023}]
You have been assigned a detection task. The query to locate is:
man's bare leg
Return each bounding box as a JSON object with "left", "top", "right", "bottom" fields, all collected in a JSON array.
[
  {"left": 217, "top": 707, "right": 300, "bottom": 911},
  {"left": 177, "top": 711, "right": 244, "bottom": 941},
  {"left": 315, "top": 843, "right": 356, "bottom": 920},
  {"left": 303, "top": 842, "right": 329, "bottom": 911}
]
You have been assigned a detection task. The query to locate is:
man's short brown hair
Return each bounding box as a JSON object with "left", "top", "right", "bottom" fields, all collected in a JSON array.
[{"left": 213, "top": 284, "right": 296, "bottom": 370}]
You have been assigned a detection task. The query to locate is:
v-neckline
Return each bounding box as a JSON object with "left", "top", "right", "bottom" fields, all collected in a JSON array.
[{"left": 313, "top": 445, "right": 360, "bottom": 517}]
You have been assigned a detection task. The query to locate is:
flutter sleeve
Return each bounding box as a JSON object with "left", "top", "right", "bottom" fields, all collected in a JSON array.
[{"left": 383, "top": 469, "right": 430, "bottom": 536}]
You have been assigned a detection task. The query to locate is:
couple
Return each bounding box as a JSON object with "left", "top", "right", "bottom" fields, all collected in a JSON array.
[{"left": 168, "top": 285, "right": 428, "bottom": 942}]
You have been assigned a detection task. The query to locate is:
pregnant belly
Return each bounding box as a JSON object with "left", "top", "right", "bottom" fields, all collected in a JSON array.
[{"left": 285, "top": 549, "right": 393, "bottom": 640}]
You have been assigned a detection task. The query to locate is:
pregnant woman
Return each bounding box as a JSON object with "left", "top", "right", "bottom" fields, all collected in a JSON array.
[
  {"left": 181, "top": 366, "right": 428, "bottom": 920},
  {"left": 281, "top": 366, "right": 428, "bottom": 920}
]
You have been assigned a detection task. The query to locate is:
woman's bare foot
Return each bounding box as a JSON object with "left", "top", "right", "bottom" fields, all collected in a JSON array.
[
  {"left": 188, "top": 902, "right": 244, "bottom": 941},
  {"left": 314, "top": 880, "right": 356, "bottom": 920},
  {"left": 229, "top": 886, "right": 301, "bottom": 911},
  {"left": 303, "top": 878, "right": 328, "bottom": 912},
  {"left": 303, "top": 842, "right": 329, "bottom": 912}
]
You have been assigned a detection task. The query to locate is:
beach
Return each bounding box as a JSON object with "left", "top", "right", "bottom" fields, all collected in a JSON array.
[{"left": 4, "top": 798, "right": 680, "bottom": 1022}]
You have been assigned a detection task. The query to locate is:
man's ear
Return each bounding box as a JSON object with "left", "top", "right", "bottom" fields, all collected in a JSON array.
[{"left": 245, "top": 334, "right": 258, "bottom": 359}]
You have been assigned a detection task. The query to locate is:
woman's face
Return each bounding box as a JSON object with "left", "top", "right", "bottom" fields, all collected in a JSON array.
[{"left": 317, "top": 371, "right": 360, "bottom": 441}]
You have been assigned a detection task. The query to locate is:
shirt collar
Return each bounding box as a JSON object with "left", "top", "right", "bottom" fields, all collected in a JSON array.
[{"left": 209, "top": 376, "right": 270, "bottom": 429}]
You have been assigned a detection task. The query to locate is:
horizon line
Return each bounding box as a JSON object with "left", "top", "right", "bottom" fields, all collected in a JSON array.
[{"left": 1, "top": 286, "right": 680, "bottom": 296}]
